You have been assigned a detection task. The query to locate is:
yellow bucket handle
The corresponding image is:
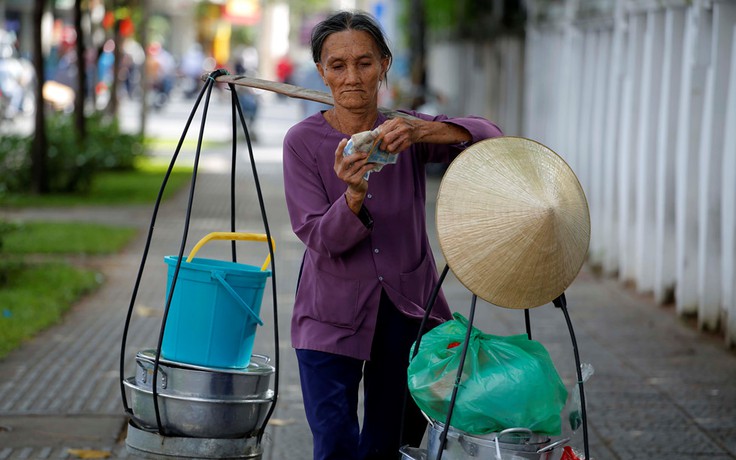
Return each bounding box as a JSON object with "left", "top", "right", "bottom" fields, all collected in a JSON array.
[{"left": 186, "top": 232, "right": 275, "bottom": 271}]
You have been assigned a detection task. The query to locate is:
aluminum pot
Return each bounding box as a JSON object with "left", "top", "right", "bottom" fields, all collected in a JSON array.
[
  {"left": 135, "top": 350, "right": 273, "bottom": 400},
  {"left": 400, "top": 446, "right": 429, "bottom": 460},
  {"left": 124, "top": 377, "right": 274, "bottom": 439},
  {"left": 126, "top": 422, "right": 263, "bottom": 459},
  {"left": 426, "top": 422, "right": 569, "bottom": 460}
]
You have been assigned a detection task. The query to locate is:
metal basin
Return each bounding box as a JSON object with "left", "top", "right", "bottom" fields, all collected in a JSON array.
[
  {"left": 124, "top": 377, "right": 274, "bottom": 439},
  {"left": 135, "top": 350, "right": 273, "bottom": 400},
  {"left": 400, "top": 446, "right": 428, "bottom": 460},
  {"left": 126, "top": 422, "right": 263, "bottom": 459},
  {"left": 427, "top": 422, "right": 568, "bottom": 460}
]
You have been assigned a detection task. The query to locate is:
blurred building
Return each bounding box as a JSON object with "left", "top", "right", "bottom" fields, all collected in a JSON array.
[
  {"left": 524, "top": 0, "right": 736, "bottom": 345},
  {"left": 424, "top": 0, "right": 736, "bottom": 346}
]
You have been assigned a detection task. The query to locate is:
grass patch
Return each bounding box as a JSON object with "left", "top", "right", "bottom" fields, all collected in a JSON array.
[
  {"left": 0, "top": 261, "right": 100, "bottom": 359},
  {"left": 3, "top": 221, "right": 137, "bottom": 255},
  {"left": 0, "top": 219, "right": 138, "bottom": 358},
  {"left": 145, "top": 138, "right": 229, "bottom": 151},
  {"left": 0, "top": 153, "right": 186, "bottom": 358},
  {"left": 0, "top": 156, "right": 192, "bottom": 207}
]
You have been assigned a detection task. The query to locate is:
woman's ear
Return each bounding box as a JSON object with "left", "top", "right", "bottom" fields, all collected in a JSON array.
[
  {"left": 316, "top": 63, "right": 326, "bottom": 85},
  {"left": 380, "top": 57, "right": 390, "bottom": 81}
]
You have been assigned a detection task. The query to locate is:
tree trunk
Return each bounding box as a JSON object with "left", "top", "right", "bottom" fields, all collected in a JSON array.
[
  {"left": 74, "top": 0, "right": 86, "bottom": 139},
  {"left": 409, "top": 0, "right": 427, "bottom": 109},
  {"left": 30, "top": 0, "right": 48, "bottom": 194}
]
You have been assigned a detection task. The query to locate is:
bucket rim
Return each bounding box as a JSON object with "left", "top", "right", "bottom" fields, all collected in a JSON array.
[{"left": 164, "top": 255, "right": 272, "bottom": 276}]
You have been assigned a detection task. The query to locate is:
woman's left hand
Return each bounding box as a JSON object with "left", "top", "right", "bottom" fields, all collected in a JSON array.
[
  {"left": 373, "top": 117, "right": 425, "bottom": 154},
  {"left": 374, "top": 117, "right": 472, "bottom": 153}
]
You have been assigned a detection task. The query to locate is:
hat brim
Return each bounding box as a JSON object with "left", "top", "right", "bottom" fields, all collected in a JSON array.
[{"left": 436, "top": 137, "right": 590, "bottom": 309}]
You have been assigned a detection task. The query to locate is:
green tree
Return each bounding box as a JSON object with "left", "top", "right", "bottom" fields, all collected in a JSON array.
[{"left": 403, "top": 0, "right": 526, "bottom": 43}]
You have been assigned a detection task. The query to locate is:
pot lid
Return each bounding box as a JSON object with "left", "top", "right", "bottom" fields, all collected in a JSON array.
[{"left": 436, "top": 137, "right": 590, "bottom": 309}]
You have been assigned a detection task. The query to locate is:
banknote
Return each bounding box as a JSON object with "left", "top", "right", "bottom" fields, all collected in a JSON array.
[{"left": 343, "top": 128, "right": 397, "bottom": 179}]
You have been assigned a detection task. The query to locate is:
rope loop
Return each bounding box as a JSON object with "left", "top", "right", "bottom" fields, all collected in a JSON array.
[{"left": 207, "top": 68, "right": 230, "bottom": 82}]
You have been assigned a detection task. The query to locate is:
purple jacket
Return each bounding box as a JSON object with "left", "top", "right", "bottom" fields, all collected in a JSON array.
[{"left": 283, "top": 110, "right": 503, "bottom": 360}]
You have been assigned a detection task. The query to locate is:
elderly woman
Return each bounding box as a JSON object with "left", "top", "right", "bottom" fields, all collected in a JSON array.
[{"left": 282, "top": 10, "right": 503, "bottom": 460}]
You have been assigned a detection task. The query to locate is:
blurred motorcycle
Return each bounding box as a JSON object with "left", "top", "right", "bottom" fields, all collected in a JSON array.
[{"left": 0, "top": 30, "right": 35, "bottom": 122}]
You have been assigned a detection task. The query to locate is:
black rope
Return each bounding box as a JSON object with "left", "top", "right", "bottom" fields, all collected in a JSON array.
[
  {"left": 150, "top": 73, "right": 217, "bottom": 433},
  {"left": 230, "top": 88, "right": 238, "bottom": 262},
  {"left": 229, "top": 83, "right": 279, "bottom": 444},
  {"left": 525, "top": 308, "right": 532, "bottom": 340},
  {"left": 119, "top": 73, "right": 212, "bottom": 420},
  {"left": 399, "top": 264, "right": 449, "bottom": 448},
  {"left": 436, "top": 294, "right": 478, "bottom": 460},
  {"left": 412, "top": 264, "right": 450, "bottom": 360},
  {"left": 554, "top": 293, "right": 590, "bottom": 460}
]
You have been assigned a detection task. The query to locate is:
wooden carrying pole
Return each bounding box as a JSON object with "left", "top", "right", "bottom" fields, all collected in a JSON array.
[
  {"left": 206, "top": 73, "right": 418, "bottom": 120},
  {"left": 209, "top": 73, "right": 335, "bottom": 105}
]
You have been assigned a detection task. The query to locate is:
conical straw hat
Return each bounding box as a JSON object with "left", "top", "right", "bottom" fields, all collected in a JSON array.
[{"left": 436, "top": 137, "right": 590, "bottom": 309}]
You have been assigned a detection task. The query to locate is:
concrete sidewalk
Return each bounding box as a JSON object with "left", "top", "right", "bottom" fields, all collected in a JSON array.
[{"left": 1, "top": 97, "right": 735, "bottom": 459}]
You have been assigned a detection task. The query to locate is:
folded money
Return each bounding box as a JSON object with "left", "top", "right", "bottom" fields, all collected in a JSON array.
[{"left": 343, "top": 128, "right": 397, "bottom": 179}]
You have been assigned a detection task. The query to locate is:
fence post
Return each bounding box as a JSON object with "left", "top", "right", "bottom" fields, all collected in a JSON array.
[
  {"left": 588, "top": 30, "right": 611, "bottom": 268},
  {"left": 634, "top": 10, "right": 665, "bottom": 293},
  {"left": 602, "top": 5, "right": 626, "bottom": 276},
  {"left": 721, "top": 23, "right": 736, "bottom": 346},
  {"left": 618, "top": 12, "right": 645, "bottom": 283},
  {"left": 696, "top": 3, "right": 736, "bottom": 330},
  {"left": 675, "top": 3, "right": 710, "bottom": 315},
  {"left": 654, "top": 7, "right": 686, "bottom": 305}
]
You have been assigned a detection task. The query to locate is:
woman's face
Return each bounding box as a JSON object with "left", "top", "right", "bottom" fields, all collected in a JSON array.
[{"left": 317, "top": 29, "right": 389, "bottom": 112}]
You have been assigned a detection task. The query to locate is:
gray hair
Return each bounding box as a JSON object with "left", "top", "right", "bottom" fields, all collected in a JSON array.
[{"left": 311, "top": 10, "right": 393, "bottom": 75}]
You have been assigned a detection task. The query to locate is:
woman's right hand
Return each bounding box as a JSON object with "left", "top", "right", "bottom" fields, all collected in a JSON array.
[{"left": 334, "top": 138, "right": 371, "bottom": 214}]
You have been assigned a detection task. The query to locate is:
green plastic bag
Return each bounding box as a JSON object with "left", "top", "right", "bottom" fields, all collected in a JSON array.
[{"left": 407, "top": 313, "right": 568, "bottom": 435}]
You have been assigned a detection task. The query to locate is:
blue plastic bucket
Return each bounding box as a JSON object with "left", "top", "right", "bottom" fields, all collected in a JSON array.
[{"left": 161, "top": 255, "right": 271, "bottom": 369}]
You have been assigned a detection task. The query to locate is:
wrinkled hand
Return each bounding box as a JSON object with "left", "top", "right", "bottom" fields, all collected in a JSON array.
[
  {"left": 373, "top": 117, "right": 425, "bottom": 154},
  {"left": 334, "top": 138, "right": 370, "bottom": 213}
]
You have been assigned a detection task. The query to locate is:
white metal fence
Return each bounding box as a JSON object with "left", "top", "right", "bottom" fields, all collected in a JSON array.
[{"left": 522, "top": 0, "right": 736, "bottom": 345}]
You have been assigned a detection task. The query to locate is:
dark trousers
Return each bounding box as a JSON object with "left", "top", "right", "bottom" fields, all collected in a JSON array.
[{"left": 296, "top": 292, "right": 427, "bottom": 460}]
